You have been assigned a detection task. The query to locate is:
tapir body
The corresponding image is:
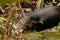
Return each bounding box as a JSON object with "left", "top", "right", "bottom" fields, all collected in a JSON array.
[
  {"left": 27, "top": 6, "right": 60, "bottom": 31},
  {"left": 17, "top": 6, "right": 60, "bottom": 32},
  {"left": 29, "top": 6, "right": 60, "bottom": 23}
]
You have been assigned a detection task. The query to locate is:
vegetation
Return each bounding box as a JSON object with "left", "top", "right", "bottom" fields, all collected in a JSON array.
[{"left": 0, "top": 0, "right": 60, "bottom": 40}]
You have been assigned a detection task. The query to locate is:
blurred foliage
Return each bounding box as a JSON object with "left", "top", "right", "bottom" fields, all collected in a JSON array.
[
  {"left": 0, "top": 0, "right": 30, "bottom": 5},
  {"left": 20, "top": 0, "right": 27, "bottom": 3},
  {"left": 0, "top": 0, "right": 15, "bottom": 4},
  {"left": 0, "top": 17, "right": 7, "bottom": 22},
  {"left": 37, "top": 0, "right": 44, "bottom": 9},
  {"left": 58, "top": 22, "right": 60, "bottom": 26},
  {"left": 0, "top": 0, "right": 60, "bottom": 40}
]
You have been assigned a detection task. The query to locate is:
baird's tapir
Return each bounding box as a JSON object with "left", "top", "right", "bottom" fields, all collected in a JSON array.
[{"left": 17, "top": 6, "right": 60, "bottom": 32}]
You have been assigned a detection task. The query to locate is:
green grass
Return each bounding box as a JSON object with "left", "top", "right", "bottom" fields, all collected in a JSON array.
[
  {"left": 0, "top": 0, "right": 28, "bottom": 5},
  {"left": 0, "top": 0, "right": 15, "bottom": 5},
  {"left": 22, "top": 31, "right": 60, "bottom": 40}
]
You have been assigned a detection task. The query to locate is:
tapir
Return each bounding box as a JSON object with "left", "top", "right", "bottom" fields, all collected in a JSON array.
[{"left": 16, "top": 6, "right": 60, "bottom": 32}]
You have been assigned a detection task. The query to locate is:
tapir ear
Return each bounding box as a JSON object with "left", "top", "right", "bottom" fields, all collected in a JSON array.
[{"left": 39, "top": 21, "right": 43, "bottom": 24}]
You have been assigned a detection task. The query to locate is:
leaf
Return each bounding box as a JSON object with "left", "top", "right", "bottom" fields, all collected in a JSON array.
[{"left": 0, "top": 17, "right": 7, "bottom": 22}]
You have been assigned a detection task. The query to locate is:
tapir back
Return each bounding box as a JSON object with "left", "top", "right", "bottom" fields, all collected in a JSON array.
[
  {"left": 29, "top": 6, "right": 60, "bottom": 23},
  {"left": 16, "top": 6, "right": 60, "bottom": 32},
  {"left": 28, "top": 6, "right": 60, "bottom": 31}
]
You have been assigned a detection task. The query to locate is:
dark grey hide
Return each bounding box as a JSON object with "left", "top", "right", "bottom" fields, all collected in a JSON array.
[{"left": 18, "top": 6, "right": 60, "bottom": 32}]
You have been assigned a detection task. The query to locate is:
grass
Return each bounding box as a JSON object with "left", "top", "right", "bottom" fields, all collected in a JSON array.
[
  {"left": 0, "top": 0, "right": 60, "bottom": 40},
  {"left": 0, "top": 0, "right": 15, "bottom": 5},
  {"left": 0, "top": 0, "right": 28, "bottom": 5},
  {"left": 20, "top": 31, "right": 60, "bottom": 40}
]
